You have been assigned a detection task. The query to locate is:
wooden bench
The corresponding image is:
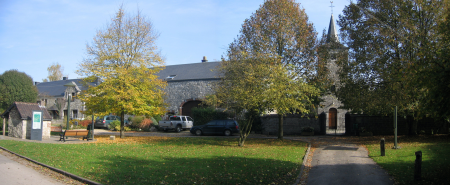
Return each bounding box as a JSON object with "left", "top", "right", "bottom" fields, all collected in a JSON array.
[
  {"left": 60, "top": 130, "right": 91, "bottom": 142},
  {"left": 51, "top": 125, "right": 63, "bottom": 132}
]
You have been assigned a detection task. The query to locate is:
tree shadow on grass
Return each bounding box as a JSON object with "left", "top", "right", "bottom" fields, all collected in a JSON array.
[{"left": 82, "top": 155, "right": 301, "bottom": 185}]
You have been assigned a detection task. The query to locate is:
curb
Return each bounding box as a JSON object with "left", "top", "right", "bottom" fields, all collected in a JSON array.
[
  {"left": 294, "top": 142, "right": 311, "bottom": 185},
  {"left": 0, "top": 146, "right": 102, "bottom": 185}
]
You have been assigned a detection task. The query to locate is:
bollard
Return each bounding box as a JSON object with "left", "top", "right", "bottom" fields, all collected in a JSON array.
[
  {"left": 380, "top": 138, "right": 385, "bottom": 156},
  {"left": 415, "top": 151, "right": 422, "bottom": 181}
]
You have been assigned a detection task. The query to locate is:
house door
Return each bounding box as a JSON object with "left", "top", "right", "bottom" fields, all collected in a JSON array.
[
  {"left": 181, "top": 100, "right": 202, "bottom": 118},
  {"left": 329, "top": 108, "right": 337, "bottom": 129}
]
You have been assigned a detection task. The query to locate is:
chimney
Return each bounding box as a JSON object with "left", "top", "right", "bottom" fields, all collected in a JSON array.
[
  {"left": 63, "top": 77, "right": 67, "bottom": 80},
  {"left": 201, "top": 56, "right": 208, "bottom": 63},
  {"left": 34, "top": 82, "right": 40, "bottom": 85}
]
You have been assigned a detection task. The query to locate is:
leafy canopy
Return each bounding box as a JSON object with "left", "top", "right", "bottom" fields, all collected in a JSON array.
[
  {"left": 0, "top": 69, "right": 38, "bottom": 110},
  {"left": 337, "top": 0, "right": 448, "bottom": 118},
  {"left": 227, "top": 0, "right": 317, "bottom": 79},
  {"left": 77, "top": 6, "right": 166, "bottom": 137}
]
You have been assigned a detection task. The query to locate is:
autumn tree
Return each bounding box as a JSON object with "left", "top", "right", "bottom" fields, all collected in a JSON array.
[
  {"left": 225, "top": 0, "right": 319, "bottom": 139},
  {"left": 0, "top": 69, "right": 38, "bottom": 110},
  {"left": 336, "top": 0, "right": 448, "bottom": 133},
  {"left": 217, "top": 54, "right": 318, "bottom": 145},
  {"left": 77, "top": 7, "right": 166, "bottom": 138},
  {"left": 42, "top": 62, "right": 64, "bottom": 82}
]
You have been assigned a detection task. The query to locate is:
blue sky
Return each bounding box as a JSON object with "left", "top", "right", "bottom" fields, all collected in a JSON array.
[{"left": 0, "top": 0, "right": 350, "bottom": 82}]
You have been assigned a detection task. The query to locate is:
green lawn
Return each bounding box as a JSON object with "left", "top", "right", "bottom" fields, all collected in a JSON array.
[
  {"left": 0, "top": 136, "right": 307, "bottom": 185},
  {"left": 363, "top": 135, "right": 450, "bottom": 185}
]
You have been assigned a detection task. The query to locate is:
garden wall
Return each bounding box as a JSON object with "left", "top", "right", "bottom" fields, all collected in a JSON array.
[
  {"left": 345, "top": 114, "right": 448, "bottom": 135},
  {"left": 260, "top": 114, "right": 324, "bottom": 135}
]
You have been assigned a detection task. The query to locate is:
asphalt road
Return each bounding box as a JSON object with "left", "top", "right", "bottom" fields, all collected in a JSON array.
[
  {"left": 0, "top": 150, "right": 65, "bottom": 185},
  {"left": 307, "top": 142, "right": 394, "bottom": 185}
]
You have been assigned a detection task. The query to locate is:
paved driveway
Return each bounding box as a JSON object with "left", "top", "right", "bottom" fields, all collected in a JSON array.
[{"left": 307, "top": 139, "right": 394, "bottom": 185}]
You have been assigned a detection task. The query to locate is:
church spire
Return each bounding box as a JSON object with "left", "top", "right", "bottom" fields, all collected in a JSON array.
[{"left": 327, "top": 14, "right": 339, "bottom": 43}]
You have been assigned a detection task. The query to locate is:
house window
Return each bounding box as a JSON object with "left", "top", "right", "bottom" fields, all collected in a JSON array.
[{"left": 166, "top": 75, "right": 176, "bottom": 80}]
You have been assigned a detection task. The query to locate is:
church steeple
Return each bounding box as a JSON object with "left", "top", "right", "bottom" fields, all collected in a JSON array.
[{"left": 327, "top": 14, "right": 339, "bottom": 43}]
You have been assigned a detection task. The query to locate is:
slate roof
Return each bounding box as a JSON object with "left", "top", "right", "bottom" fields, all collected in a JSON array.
[
  {"left": 327, "top": 14, "right": 339, "bottom": 43},
  {"left": 156, "top": 61, "right": 221, "bottom": 82},
  {"left": 36, "top": 79, "right": 96, "bottom": 97},
  {"left": 1, "top": 102, "right": 52, "bottom": 120}
]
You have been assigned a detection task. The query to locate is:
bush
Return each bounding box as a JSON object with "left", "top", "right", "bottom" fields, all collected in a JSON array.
[
  {"left": 139, "top": 118, "right": 153, "bottom": 130},
  {"left": 109, "top": 120, "right": 121, "bottom": 131},
  {"left": 192, "top": 107, "right": 229, "bottom": 126},
  {"left": 79, "top": 120, "right": 92, "bottom": 127},
  {"left": 130, "top": 116, "right": 145, "bottom": 128},
  {"left": 153, "top": 115, "right": 163, "bottom": 124}
]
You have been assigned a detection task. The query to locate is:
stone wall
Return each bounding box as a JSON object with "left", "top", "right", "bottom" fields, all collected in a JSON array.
[
  {"left": 260, "top": 114, "right": 322, "bottom": 135},
  {"left": 25, "top": 120, "right": 51, "bottom": 139},
  {"left": 8, "top": 107, "right": 25, "bottom": 139},
  {"left": 164, "top": 80, "right": 217, "bottom": 113}
]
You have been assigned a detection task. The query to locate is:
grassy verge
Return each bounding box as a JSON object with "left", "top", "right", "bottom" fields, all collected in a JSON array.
[
  {"left": 360, "top": 135, "right": 450, "bottom": 185},
  {"left": 0, "top": 136, "right": 307, "bottom": 184}
]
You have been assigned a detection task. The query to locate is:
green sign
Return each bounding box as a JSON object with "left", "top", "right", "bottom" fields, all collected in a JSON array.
[{"left": 32, "top": 112, "right": 42, "bottom": 129}]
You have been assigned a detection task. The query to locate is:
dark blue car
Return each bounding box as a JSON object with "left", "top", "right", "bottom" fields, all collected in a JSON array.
[{"left": 190, "top": 120, "right": 239, "bottom": 136}]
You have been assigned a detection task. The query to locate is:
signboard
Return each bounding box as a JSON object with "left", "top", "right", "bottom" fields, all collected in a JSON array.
[
  {"left": 32, "top": 111, "right": 42, "bottom": 129},
  {"left": 31, "top": 110, "right": 43, "bottom": 141}
]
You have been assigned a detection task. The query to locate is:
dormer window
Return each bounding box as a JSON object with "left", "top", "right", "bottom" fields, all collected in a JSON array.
[{"left": 166, "top": 75, "right": 176, "bottom": 80}]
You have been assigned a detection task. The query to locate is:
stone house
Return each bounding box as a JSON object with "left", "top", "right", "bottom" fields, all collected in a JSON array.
[
  {"left": 35, "top": 77, "right": 98, "bottom": 120},
  {"left": 156, "top": 57, "right": 221, "bottom": 118},
  {"left": 1, "top": 102, "right": 52, "bottom": 139}
]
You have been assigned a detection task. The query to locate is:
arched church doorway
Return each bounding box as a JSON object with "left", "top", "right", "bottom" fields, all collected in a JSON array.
[
  {"left": 329, "top": 108, "right": 337, "bottom": 129},
  {"left": 181, "top": 100, "right": 202, "bottom": 118}
]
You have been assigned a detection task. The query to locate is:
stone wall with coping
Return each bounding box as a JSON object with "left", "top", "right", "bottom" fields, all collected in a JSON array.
[{"left": 260, "top": 115, "right": 322, "bottom": 135}]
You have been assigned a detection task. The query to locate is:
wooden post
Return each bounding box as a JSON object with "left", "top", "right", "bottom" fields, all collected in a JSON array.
[
  {"left": 3, "top": 117, "right": 5, "bottom": 136},
  {"left": 415, "top": 151, "right": 422, "bottom": 181},
  {"left": 380, "top": 138, "right": 385, "bottom": 156}
]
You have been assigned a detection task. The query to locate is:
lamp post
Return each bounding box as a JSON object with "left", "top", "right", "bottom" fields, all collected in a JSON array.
[{"left": 64, "top": 83, "right": 76, "bottom": 131}]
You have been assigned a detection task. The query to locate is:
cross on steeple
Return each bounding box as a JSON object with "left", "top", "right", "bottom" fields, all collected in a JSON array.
[{"left": 330, "top": 1, "right": 335, "bottom": 14}]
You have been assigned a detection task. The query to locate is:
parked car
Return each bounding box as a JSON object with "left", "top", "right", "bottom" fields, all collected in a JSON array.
[
  {"left": 95, "top": 115, "right": 128, "bottom": 128},
  {"left": 159, "top": 115, "right": 194, "bottom": 132},
  {"left": 190, "top": 120, "right": 239, "bottom": 136}
]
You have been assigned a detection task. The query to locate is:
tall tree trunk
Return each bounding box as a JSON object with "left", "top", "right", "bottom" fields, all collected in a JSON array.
[
  {"left": 278, "top": 114, "right": 283, "bottom": 140},
  {"left": 120, "top": 110, "right": 125, "bottom": 139}
]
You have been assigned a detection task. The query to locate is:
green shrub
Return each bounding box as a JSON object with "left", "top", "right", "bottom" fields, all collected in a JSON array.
[
  {"left": 131, "top": 116, "right": 145, "bottom": 128},
  {"left": 153, "top": 115, "right": 162, "bottom": 124},
  {"left": 192, "top": 107, "right": 229, "bottom": 126},
  {"left": 109, "top": 120, "right": 121, "bottom": 131}
]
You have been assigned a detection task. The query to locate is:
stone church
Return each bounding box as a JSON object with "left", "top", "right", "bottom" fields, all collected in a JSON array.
[{"left": 316, "top": 14, "right": 348, "bottom": 134}]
